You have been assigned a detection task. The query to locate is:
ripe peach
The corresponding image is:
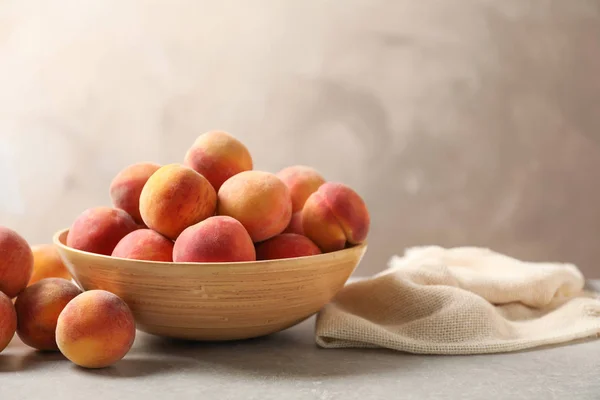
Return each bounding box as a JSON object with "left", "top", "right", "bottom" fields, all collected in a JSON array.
[
  {"left": 109, "top": 162, "right": 161, "bottom": 223},
  {"left": 29, "top": 244, "right": 71, "bottom": 286},
  {"left": 217, "top": 171, "right": 292, "bottom": 242},
  {"left": 112, "top": 229, "right": 174, "bottom": 262},
  {"left": 14, "top": 278, "right": 82, "bottom": 351},
  {"left": 0, "top": 226, "right": 34, "bottom": 298},
  {"left": 184, "top": 130, "right": 253, "bottom": 191},
  {"left": 173, "top": 216, "right": 255, "bottom": 262},
  {"left": 302, "top": 182, "right": 370, "bottom": 252},
  {"left": 139, "top": 163, "right": 217, "bottom": 240},
  {"left": 0, "top": 291, "right": 17, "bottom": 353},
  {"left": 66, "top": 207, "right": 139, "bottom": 256},
  {"left": 255, "top": 233, "right": 321, "bottom": 261},
  {"left": 282, "top": 211, "right": 304, "bottom": 235},
  {"left": 56, "top": 290, "right": 136, "bottom": 369},
  {"left": 276, "top": 165, "right": 326, "bottom": 212}
]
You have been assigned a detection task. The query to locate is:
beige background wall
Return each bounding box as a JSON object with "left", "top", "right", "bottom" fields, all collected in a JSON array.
[{"left": 1, "top": 1, "right": 599, "bottom": 276}]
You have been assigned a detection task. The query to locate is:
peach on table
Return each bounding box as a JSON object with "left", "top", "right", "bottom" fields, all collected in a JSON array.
[
  {"left": 0, "top": 226, "right": 34, "bottom": 298},
  {"left": 0, "top": 291, "right": 17, "bottom": 352},
  {"left": 29, "top": 244, "right": 72, "bottom": 285},
  {"left": 56, "top": 290, "right": 136, "bottom": 369},
  {"left": 14, "top": 277, "right": 82, "bottom": 351}
]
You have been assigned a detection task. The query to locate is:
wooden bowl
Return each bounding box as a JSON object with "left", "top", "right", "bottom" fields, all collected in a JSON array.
[{"left": 53, "top": 228, "right": 366, "bottom": 341}]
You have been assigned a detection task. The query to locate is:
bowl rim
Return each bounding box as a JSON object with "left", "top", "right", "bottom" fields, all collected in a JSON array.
[{"left": 53, "top": 228, "right": 368, "bottom": 269}]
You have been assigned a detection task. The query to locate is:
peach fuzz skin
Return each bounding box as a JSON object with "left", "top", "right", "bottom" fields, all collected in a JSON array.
[
  {"left": 29, "top": 244, "right": 72, "bottom": 286},
  {"left": 0, "top": 291, "right": 17, "bottom": 352},
  {"left": 109, "top": 162, "right": 161, "bottom": 224},
  {"left": 301, "top": 182, "right": 370, "bottom": 252},
  {"left": 184, "top": 130, "right": 253, "bottom": 191},
  {"left": 0, "top": 226, "right": 34, "bottom": 298},
  {"left": 255, "top": 233, "right": 321, "bottom": 261},
  {"left": 112, "top": 229, "right": 174, "bottom": 262},
  {"left": 15, "top": 278, "right": 83, "bottom": 351},
  {"left": 217, "top": 171, "right": 292, "bottom": 243},
  {"left": 66, "top": 207, "right": 139, "bottom": 256},
  {"left": 282, "top": 211, "right": 304, "bottom": 235},
  {"left": 173, "top": 216, "right": 256, "bottom": 262},
  {"left": 276, "top": 165, "right": 326, "bottom": 213},
  {"left": 56, "top": 290, "right": 136, "bottom": 369},
  {"left": 139, "top": 163, "right": 217, "bottom": 240}
]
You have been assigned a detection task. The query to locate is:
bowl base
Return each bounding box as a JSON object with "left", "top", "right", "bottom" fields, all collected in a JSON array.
[{"left": 135, "top": 316, "right": 310, "bottom": 341}]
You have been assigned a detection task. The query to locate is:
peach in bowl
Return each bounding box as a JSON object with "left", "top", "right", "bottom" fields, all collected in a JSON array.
[{"left": 53, "top": 228, "right": 367, "bottom": 341}]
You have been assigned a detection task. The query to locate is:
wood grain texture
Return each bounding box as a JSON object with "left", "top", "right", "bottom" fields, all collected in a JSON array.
[{"left": 53, "top": 229, "right": 366, "bottom": 341}]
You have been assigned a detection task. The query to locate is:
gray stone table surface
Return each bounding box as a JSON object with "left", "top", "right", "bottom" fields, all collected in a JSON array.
[{"left": 1, "top": 282, "right": 599, "bottom": 400}]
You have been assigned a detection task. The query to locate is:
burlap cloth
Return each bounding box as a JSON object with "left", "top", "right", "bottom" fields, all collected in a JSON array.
[{"left": 315, "top": 246, "right": 600, "bottom": 354}]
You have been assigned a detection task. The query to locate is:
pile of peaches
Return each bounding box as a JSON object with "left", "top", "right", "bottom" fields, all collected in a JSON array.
[
  {"left": 69, "top": 130, "right": 370, "bottom": 263},
  {"left": 0, "top": 130, "right": 370, "bottom": 369},
  {"left": 0, "top": 235, "right": 135, "bottom": 369}
]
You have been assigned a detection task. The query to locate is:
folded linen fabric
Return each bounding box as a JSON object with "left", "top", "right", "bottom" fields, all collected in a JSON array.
[{"left": 315, "top": 246, "right": 600, "bottom": 354}]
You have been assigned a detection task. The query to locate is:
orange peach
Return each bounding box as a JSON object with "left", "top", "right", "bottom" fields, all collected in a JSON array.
[
  {"left": 29, "top": 244, "right": 72, "bottom": 286},
  {"left": 0, "top": 291, "right": 17, "bottom": 352},
  {"left": 184, "top": 130, "right": 253, "bottom": 191},
  {"left": 255, "top": 233, "right": 321, "bottom": 261},
  {"left": 56, "top": 290, "right": 136, "bottom": 369},
  {"left": 173, "top": 216, "right": 255, "bottom": 262},
  {"left": 276, "top": 165, "right": 326, "bottom": 212},
  {"left": 282, "top": 211, "right": 304, "bottom": 235},
  {"left": 14, "top": 278, "right": 82, "bottom": 351},
  {"left": 112, "top": 229, "right": 174, "bottom": 262},
  {"left": 302, "top": 182, "right": 370, "bottom": 252},
  {"left": 0, "top": 226, "right": 34, "bottom": 298},
  {"left": 217, "top": 171, "right": 292, "bottom": 242},
  {"left": 109, "top": 162, "right": 161, "bottom": 223},
  {"left": 139, "top": 163, "right": 217, "bottom": 240},
  {"left": 66, "top": 207, "right": 139, "bottom": 256}
]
